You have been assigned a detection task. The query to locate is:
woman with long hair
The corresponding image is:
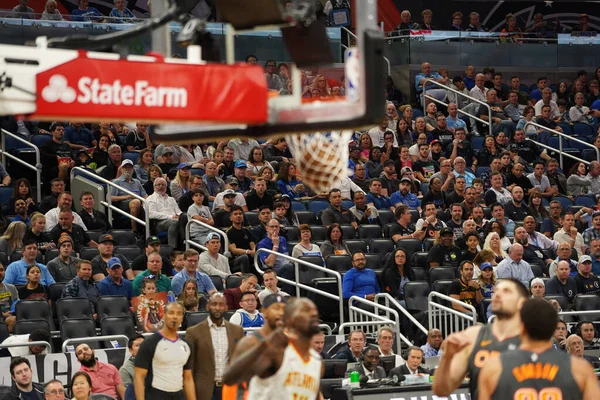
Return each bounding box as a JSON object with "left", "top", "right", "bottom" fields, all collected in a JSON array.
[
  {"left": 278, "top": 195, "right": 300, "bottom": 226},
  {"left": 397, "top": 146, "right": 413, "bottom": 171},
  {"left": 134, "top": 148, "right": 154, "bottom": 185},
  {"left": 94, "top": 122, "right": 121, "bottom": 146},
  {"left": 143, "top": 165, "right": 165, "bottom": 196},
  {"left": 70, "top": 371, "right": 93, "bottom": 400},
  {"left": 358, "top": 133, "right": 373, "bottom": 162},
  {"left": 170, "top": 164, "right": 191, "bottom": 201},
  {"left": 276, "top": 162, "right": 307, "bottom": 200},
  {"left": 412, "top": 117, "right": 430, "bottom": 141},
  {"left": 516, "top": 106, "right": 538, "bottom": 136},
  {"left": 18, "top": 265, "right": 50, "bottom": 302},
  {"left": 396, "top": 118, "right": 413, "bottom": 147},
  {"left": 177, "top": 279, "right": 199, "bottom": 305},
  {"left": 246, "top": 146, "right": 274, "bottom": 178},
  {"left": 477, "top": 135, "right": 501, "bottom": 167},
  {"left": 382, "top": 249, "right": 415, "bottom": 305},
  {"left": 0, "top": 221, "right": 26, "bottom": 254},
  {"left": 554, "top": 81, "right": 570, "bottom": 104},
  {"left": 567, "top": 161, "right": 592, "bottom": 196},
  {"left": 320, "top": 223, "right": 350, "bottom": 259},
  {"left": 399, "top": 105, "right": 415, "bottom": 130},
  {"left": 9, "top": 178, "right": 37, "bottom": 215},
  {"left": 484, "top": 220, "right": 511, "bottom": 250},
  {"left": 257, "top": 166, "right": 279, "bottom": 197},
  {"left": 476, "top": 262, "right": 497, "bottom": 300},
  {"left": 311, "top": 73, "right": 331, "bottom": 97},
  {"left": 23, "top": 213, "right": 54, "bottom": 252},
  {"left": 483, "top": 231, "right": 508, "bottom": 264},
  {"left": 495, "top": 131, "right": 509, "bottom": 149},
  {"left": 92, "top": 133, "right": 111, "bottom": 168},
  {"left": 277, "top": 63, "right": 290, "bottom": 87},
  {"left": 527, "top": 192, "right": 550, "bottom": 223},
  {"left": 472, "top": 249, "right": 496, "bottom": 279}
]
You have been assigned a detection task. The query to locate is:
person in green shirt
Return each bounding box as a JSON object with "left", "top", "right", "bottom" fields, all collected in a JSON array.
[{"left": 132, "top": 251, "right": 172, "bottom": 296}]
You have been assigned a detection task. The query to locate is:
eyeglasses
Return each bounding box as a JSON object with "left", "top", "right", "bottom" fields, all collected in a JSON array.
[
  {"left": 46, "top": 390, "right": 65, "bottom": 396},
  {"left": 242, "top": 298, "right": 257, "bottom": 303}
]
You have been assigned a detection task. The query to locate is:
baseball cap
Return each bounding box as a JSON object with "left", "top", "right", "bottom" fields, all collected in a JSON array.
[
  {"left": 205, "top": 232, "right": 221, "bottom": 243},
  {"left": 592, "top": 211, "right": 600, "bottom": 218},
  {"left": 159, "top": 146, "right": 174, "bottom": 156},
  {"left": 400, "top": 177, "right": 412, "bottom": 184},
  {"left": 98, "top": 234, "right": 116, "bottom": 244},
  {"left": 176, "top": 162, "right": 191, "bottom": 170},
  {"left": 234, "top": 160, "right": 247, "bottom": 169},
  {"left": 349, "top": 146, "right": 360, "bottom": 152},
  {"left": 58, "top": 233, "right": 73, "bottom": 246},
  {"left": 280, "top": 194, "right": 291, "bottom": 202},
  {"left": 508, "top": 143, "right": 519, "bottom": 151},
  {"left": 579, "top": 255, "right": 592, "bottom": 264},
  {"left": 530, "top": 277, "right": 545, "bottom": 288},
  {"left": 480, "top": 262, "right": 493, "bottom": 270},
  {"left": 262, "top": 293, "right": 287, "bottom": 309},
  {"left": 226, "top": 177, "right": 239, "bottom": 185},
  {"left": 146, "top": 236, "right": 161, "bottom": 246},
  {"left": 430, "top": 139, "right": 442, "bottom": 147},
  {"left": 439, "top": 227, "right": 453, "bottom": 236},
  {"left": 120, "top": 159, "right": 134, "bottom": 168},
  {"left": 384, "top": 159, "right": 395, "bottom": 167},
  {"left": 107, "top": 257, "right": 123, "bottom": 269},
  {"left": 222, "top": 189, "right": 236, "bottom": 197},
  {"left": 401, "top": 167, "right": 413, "bottom": 176}
]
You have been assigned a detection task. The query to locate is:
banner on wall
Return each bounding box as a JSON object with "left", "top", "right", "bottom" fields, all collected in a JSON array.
[{"left": 0, "top": 349, "right": 128, "bottom": 387}]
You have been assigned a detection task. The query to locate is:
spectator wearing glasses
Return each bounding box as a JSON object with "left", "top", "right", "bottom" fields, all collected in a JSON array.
[
  {"left": 171, "top": 248, "right": 217, "bottom": 297},
  {"left": 548, "top": 242, "right": 579, "bottom": 278},
  {"left": 44, "top": 380, "right": 65, "bottom": 400},
  {"left": 342, "top": 251, "right": 380, "bottom": 309},
  {"left": 229, "top": 291, "right": 264, "bottom": 328},
  {"left": 265, "top": 60, "right": 283, "bottom": 91}
]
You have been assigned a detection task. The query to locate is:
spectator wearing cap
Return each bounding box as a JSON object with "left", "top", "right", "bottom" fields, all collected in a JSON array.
[
  {"left": 321, "top": 189, "right": 358, "bottom": 229},
  {"left": 45, "top": 192, "right": 87, "bottom": 233},
  {"left": 146, "top": 177, "right": 182, "bottom": 249},
  {"left": 170, "top": 163, "right": 192, "bottom": 202},
  {"left": 583, "top": 211, "right": 600, "bottom": 247},
  {"left": 46, "top": 234, "right": 81, "bottom": 283},
  {"left": 156, "top": 146, "right": 179, "bottom": 180},
  {"left": 212, "top": 188, "right": 238, "bottom": 228},
  {"left": 78, "top": 191, "right": 111, "bottom": 233},
  {"left": 428, "top": 228, "right": 462, "bottom": 269},
  {"left": 171, "top": 248, "right": 216, "bottom": 296},
  {"left": 530, "top": 277, "right": 545, "bottom": 298},
  {"left": 390, "top": 177, "right": 421, "bottom": 212},
  {"left": 232, "top": 160, "right": 254, "bottom": 194},
  {"left": 62, "top": 260, "right": 100, "bottom": 318},
  {"left": 187, "top": 189, "right": 214, "bottom": 245},
  {"left": 5, "top": 240, "right": 55, "bottom": 286},
  {"left": 110, "top": 159, "right": 147, "bottom": 237},
  {"left": 366, "top": 178, "right": 392, "bottom": 210},
  {"left": 40, "top": 122, "right": 73, "bottom": 184},
  {"left": 132, "top": 251, "right": 172, "bottom": 296},
  {"left": 131, "top": 236, "right": 174, "bottom": 277},
  {"left": 379, "top": 160, "right": 400, "bottom": 197},
  {"left": 91, "top": 234, "right": 133, "bottom": 281},
  {"left": 574, "top": 255, "right": 600, "bottom": 295},
  {"left": 198, "top": 232, "right": 237, "bottom": 279},
  {"left": 96, "top": 257, "right": 133, "bottom": 300},
  {"left": 348, "top": 146, "right": 365, "bottom": 178},
  {"left": 226, "top": 205, "right": 256, "bottom": 273},
  {"left": 50, "top": 209, "right": 97, "bottom": 253}
]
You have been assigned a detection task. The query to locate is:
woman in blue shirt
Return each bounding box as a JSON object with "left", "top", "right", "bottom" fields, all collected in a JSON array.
[{"left": 276, "top": 162, "right": 307, "bottom": 200}]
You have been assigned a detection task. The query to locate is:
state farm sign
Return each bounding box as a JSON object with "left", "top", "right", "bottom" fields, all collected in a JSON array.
[{"left": 34, "top": 57, "right": 268, "bottom": 124}]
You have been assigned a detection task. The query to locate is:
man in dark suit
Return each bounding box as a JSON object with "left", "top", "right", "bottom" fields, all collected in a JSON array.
[
  {"left": 345, "top": 346, "right": 387, "bottom": 380},
  {"left": 185, "top": 292, "right": 244, "bottom": 400},
  {"left": 389, "top": 346, "right": 430, "bottom": 376}
]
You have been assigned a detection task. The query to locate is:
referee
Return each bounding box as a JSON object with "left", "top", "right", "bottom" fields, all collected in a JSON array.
[{"left": 134, "top": 302, "right": 196, "bottom": 400}]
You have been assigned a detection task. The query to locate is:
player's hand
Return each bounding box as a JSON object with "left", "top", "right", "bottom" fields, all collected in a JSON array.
[
  {"left": 265, "top": 329, "right": 288, "bottom": 353},
  {"left": 440, "top": 333, "right": 471, "bottom": 358}
]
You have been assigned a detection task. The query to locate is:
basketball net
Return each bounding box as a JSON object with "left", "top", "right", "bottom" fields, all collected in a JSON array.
[{"left": 284, "top": 130, "right": 353, "bottom": 193}]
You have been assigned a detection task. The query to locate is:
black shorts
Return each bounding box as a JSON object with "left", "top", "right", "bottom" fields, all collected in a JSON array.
[{"left": 145, "top": 387, "right": 184, "bottom": 400}]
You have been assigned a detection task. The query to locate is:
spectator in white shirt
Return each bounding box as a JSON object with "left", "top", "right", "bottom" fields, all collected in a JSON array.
[
  {"left": 146, "top": 177, "right": 181, "bottom": 248},
  {"left": 257, "top": 268, "right": 290, "bottom": 304},
  {"left": 44, "top": 192, "right": 87, "bottom": 232},
  {"left": 197, "top": 232, "right": 238, "bottom": 279},
  {"left": 496, "top": 243, "right": 534, "bottom": 287}
]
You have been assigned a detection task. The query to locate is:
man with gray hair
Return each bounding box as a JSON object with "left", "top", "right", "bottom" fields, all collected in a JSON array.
[
  {"left": 496, "top": 243, "right": 534, "bottom": 287},
  {"left": 377, "top": 326, "right": 395, "bottom": 356},
  {"left": 534, "top": 87, "right": 560, "bottom": 118},
  {"left": 586, "top": 161, "right": 600, "bottom": 194},
  {"left": 44, "top": 380, "right": 65, "bottom": 400},
  {"left": 146, "top": 177, "right": 182, "bottom": 248},
  {"left": 100, "top": 144, "right": 125, "bottom": 181}
]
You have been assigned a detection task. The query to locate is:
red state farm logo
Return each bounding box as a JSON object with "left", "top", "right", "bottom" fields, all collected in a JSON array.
[{"left": 40, "top": 74, "right": 188, "bottom": 108}]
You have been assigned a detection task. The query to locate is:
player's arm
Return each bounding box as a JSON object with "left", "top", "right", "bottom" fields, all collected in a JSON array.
[
  {"left": 133, "top": 367, "right": 148, "bottom": 400},
  {"left": 183, "top": 369, "right": 196, "bottom": 400},
  {"left": 476, "top": 356, "right": 502, "bottom": 400},
  {"left": 572, "top": 357, "right": 600, "bottom": 400},
  {"left": 432, "top": 325, "right": 480, "bottom": 396}
]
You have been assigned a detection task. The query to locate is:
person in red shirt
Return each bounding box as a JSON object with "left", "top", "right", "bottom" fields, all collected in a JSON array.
[{"left": 76, "top": 343, "right": 125, "bottom": 399}]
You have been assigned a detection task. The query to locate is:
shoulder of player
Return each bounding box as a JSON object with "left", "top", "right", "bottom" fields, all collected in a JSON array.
[
  {"left": 231, "top": 334, "right": 261, "bottom": 361},
  {"left": 570, "top": 355, "right": 599, "bottom": 394},
  {"left": 455, "top": 323, "right": 484, "bottom": 344}
]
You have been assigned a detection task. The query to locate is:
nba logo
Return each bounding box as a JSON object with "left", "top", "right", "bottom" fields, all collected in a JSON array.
[{"left": 345, "top": 48, "right": 360, "bottom": 103}]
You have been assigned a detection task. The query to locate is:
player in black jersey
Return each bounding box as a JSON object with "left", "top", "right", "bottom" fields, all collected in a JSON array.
[
  {"left": 478, "top": 298, "right": 599, "bottom": 400},
  {"left": 433, "top": 278, "right": 529, "bottom": 399}
]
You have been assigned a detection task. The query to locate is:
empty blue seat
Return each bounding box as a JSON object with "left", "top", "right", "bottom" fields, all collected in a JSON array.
[
  {"left": 476, "top": 166, "right": 490, "bottom": 177},
  {"left": 123, "top": 152, "right": 139, "bottom": 164},
  {"left": 31, "top": 134, "right": 52, "bottom": 148},
  {"left": 582, "top": 149, "right": 599, "bottom": 162},
  {"left": 575, "top": 195, "right": 596, "bottom": 207},
  {"left": 573, "top": 124, "right": 593, "bottom": 137},
  {"left": 557, "top": 123, "right": 572, "bottom": 135},
  {"left": 291, "top": 201, "right": 306, "bottom": 211},
  {"left": 471, "top": 136, "right": 484, "bottom": 150},
  {"left": 308, "top": 200, "right": 329, "bottom": 215},
  {"left": 412, "top": 109, "right": 423, "bottom": 119},
  {"left": 190, "top": 168, "right": 204, "bottom": 177}
]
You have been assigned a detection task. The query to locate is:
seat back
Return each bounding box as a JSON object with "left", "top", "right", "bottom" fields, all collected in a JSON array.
[
  {"left": 395, "top": 239, "right": 423, "bottom": 259},
  {"left": 422, "top": 238, "right": 436, "bottom": 252},
  {"left": 0, "top": 321, "right": 8, "bottom": 344},
  {"left": 345, "top": 240, "right": 368, "bottom": 254},
  {"left": 365, "top": 253, "right": 382, "bottom": 271},
  {"left": 413, "top": 267, "right": 427, "bottom": 281},
  {"left": 15, "top": 300, "right": 54, "bottom": 329},
  {"left": 14, "top": 319, "right": 51, "bottom": 335},
  {"left": 114, "top": 246, "right": 142, "bottom": 263},
  {"left": 368, "top": 239, "right": 394, "bottom": 255},
  {"left": 226, "top": 275, "right": 244, "bottom": 289},
  {"left": 244, "top": 212, "right": 259, "bottom": 226},
  {"left": 574, "top": 295, "right": 600, "bottom": 321},
  {"left": 100, "top": 316, "right": 136, "bottom": 348},
  {"left": 431, "top": 279, "right": 454, "bottom": 296},
  {"left": 429, "top": 267, "right": 456, "bottom": 285},
  {"left": 404, "top": 281, "right": 431, "bottom": 311},
  {"left": 325, "top": 255, "right": 352, "bottom": 273},
  {"left": 310, "top": 226, "right": 328, "bottom": 241},
  {"left": 97, "top": 296, "right": 131, "bottom": 321},
  {"left": 295, "top": 210, "right": 316, "bottom": 225},
  {"left": 56, "top": 298, "right": 93, "bottom": 322},
  {"left": 185, "top": 311, "right": 210, "bottom": 327},
  {"left": 357, "top": 224, "right": 382, "bottom": 240},
  {"left": 210, "top": 275, "right": 224, "bottom": 292},
  {"left": 60, "top": 319, "right": 98, "bottom": 347},
  {"left": 377, "top": 209, "right": 395, "bottom": 226},
  {"left": 412, "top": 252, "right": 429, "bottom": 269},
  {"left": 340, "top": 225, "right": 356, "bottom": 239},
  {"left": 107, "top": 230, "right": 137, "bottom": 246},
  {"left": 79, "top": 247, "right": 100, "bottom": 261},
  {"left": 544, "top": 295, "right": 571, "bottom": 311}
]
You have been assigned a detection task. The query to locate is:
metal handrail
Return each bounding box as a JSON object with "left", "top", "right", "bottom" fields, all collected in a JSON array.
[
  {"left": 0, "top": 340, "right": 52, "bottom": 353},
  {"left": 62, "top": 334, "right": 129, "bottom": 352},
  {"left": 70, "top": 166, "right": 150, "bottom": 238},
  {"left": 348, "top": 295, "right": 405, "bottom": 350},
  {"left": 384, "top": 30, "right": 561, "bottom": 43},
  {"left": 526, "top": 139, "right": 590, "bottom": 168},
  {"left": 253, "top": 248, "right": 344, "bottom": 326},
  {"left": 422, "top": 79, "right": 493, "bottom": 137},
  {"left": 375, "top": 293, "right": 428, "bottom": 336},
  {"left": 428, "top": 291, "right": 477, "bottom": 333},
  {"left": 341, "top": 26, "right": 357, "bottom": 40},
  {"left": 524, "top": 121, "right": 600, "bottom": 167},
  {"left": 0, "top": 128, "right": 42, "bottom": 201},
  {"left": 185, "top": 218, "right": 230, "bottom": 255}
]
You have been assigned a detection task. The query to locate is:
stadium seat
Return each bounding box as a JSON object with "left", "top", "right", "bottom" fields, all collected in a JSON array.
[
  {"left": 412, "top": 109, "right": 423, "bottom": 118},
  {"left": 412, "top": 252, "right": 429, "bottom": 269},
  {"left": 423, "top": 238, "right": 435, "bottom": 252},
  {"left": 342, "top": 200, "right": 354, "bottom": 210},
  {"left": 31, "top": 134, "right": 52, "bottom": 148},
  {"left": 107, "top": 230, "right": 137, "bottom": 246},
  {"left": 296, "top": 211, "right": 316, "bottom": 225},
  {"left": 97, "top": 296, "right": 131, "bottom": 321},
  {"left": 185, "top": 311, "right": 210, "bottom": 327},
  {"left": 45, "top": 249, "right": 60, "bottom": 263},
  {"left": 544, "top": 295, "right": 570, "bottom": 311},
  {"left": 0, "top": 252, "right": 7, "bottom": 268},
  {"left": 0, "top": 321, "right": 8, "bottom": 344},
  {"left": 244, "top": 212, "right": 259, "bottom": 226},
  {"left": 413, "top": 267, "right": 427, "bottom": 281},
  {"left": 311, "top": 226, "right": 327, "bottom": 241},
  {"left": 582, "top": 149, "right": 599, "bottom": 162},
  {"left": 308, "top": 277, "right": 340, "bottom": 323},
  {"left": 368, "top": 239, "right": 395, "bottom": 255},
  {"left": 358, "top": 224, "right": 382, "bottom": 240},
  {"left": 404, "top": 281, "right": 430, "bottom": 311},
  {"left": 529, "top": 263, "right": 544, "bottom": 278},
  {"left": 14, "top": 319, "right": 51, "bottom": 335},
  {"left": 48, "top": 283, "right": 66, "bottom": 316},
  {"left": 574, "top": 295, "right": 600, "bottom": 321},
  {"left": 210, "top": 275, "right": 224, "bottom": 292},
  {"left": 10, "top": 251, "right": 43, "bottom": 264},
  {"left": 100, "top": 316, "right": 136, "bottom": 346},
  {"left": 378, "top": 209, "right": 395, "bottom": 226},
  {"left": 190, "top": 168, "right": 204, "bottom": 177},
  {"left": 421, "top": 183, "right": 429, "bottom": 196},
  {"left": 557, "top": 123, "right": 572, "bottom": 135},
  {"left": 471, "top": 136, "right": 484, "bottom": 150},
  {"left": 158, "top": 245, "right": 174, "bottom": 260},
  {"left": 323, "top": 359, "right": 348, "bottom": 378},
  {"left": 308, "top": 201, "right": 330, "bottom": 216},
  {"left": 15, "top": 300, "right": 54, "bottom": 330},
  {"left": 575, "top": 195, "right": 596, "bottom": 207},
  {"left": 326, "top": 255, "right": 352, "bottom": 273},
  {"left": 476, "top": 167, "right": 490, "bottom": 177},
  {"left": 395, "top": 239, "right": 423, "bottom": 258},
  {"left": 429, "top": 267, "right": 456, "bottom": 285},
  {"left": 291, "top": 201, "right": 306, "bottom": 211},
  {"left": 224, "top": 310, "right": 235, "bottom": 321},
  {"left": 431, "top": 279, "right": 454, "bottom": 296},
  {"left": 552, "top": 196, "right": 573, "bottom": 210},
  {"left": 340, "top": 225, "right": 356, "bottom": 239},
  {"left": 321, "top": 379, "right": 343, "bottom": 398},
  {"left": 345, "top": 240, "right": 368, "bottom": 254},
  {"left": 79, "top": 247, "right": 100, "bottom": 261},
  {"left": 286, "top": 227, "right": 299, "bottom": 241},
  {"left": 56, "top": 298, "right": 93, "bottom": 323},
  {"left": 226, "top": 275, "right": 243, "bottom": 289},
  {"left": 364, "top": 254, "right": 382, "bottom": 271},
  {"left": 123, "top": 152, "right": 140, "bottom": 164},
  {"left": 60, "top": 319, "right": 98, "bottom": 347},
  {"left": 573, "top": 123, "right": 593, "bottom": 137},
  {"left": 114, "top": 246, "right": 142, "bottom": 263}
]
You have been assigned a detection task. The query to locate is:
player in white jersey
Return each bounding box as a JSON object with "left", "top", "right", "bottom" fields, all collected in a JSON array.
[{"left": 223, "top": 297, "right": 324, "bottom": 400}]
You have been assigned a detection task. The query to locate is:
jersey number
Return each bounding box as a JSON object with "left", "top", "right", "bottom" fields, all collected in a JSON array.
[{"left": 514, "top": 387, "right": 563, "bottom": 400}]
